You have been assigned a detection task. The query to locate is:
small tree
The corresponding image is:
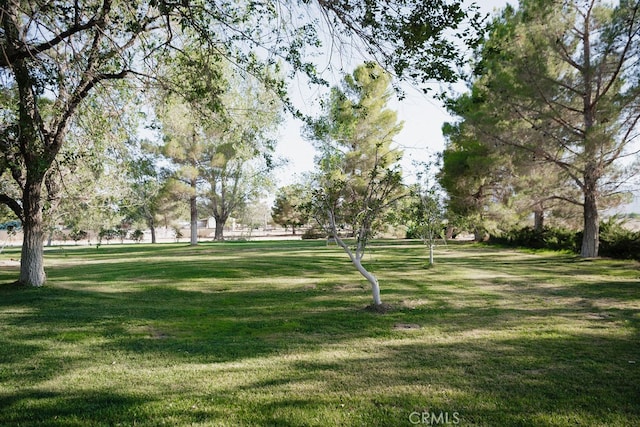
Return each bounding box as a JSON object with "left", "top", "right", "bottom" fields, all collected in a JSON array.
[
  {"left": 307, "top": 63, "right": 405, "bottom": 308},
  {"left": 403, "top": 176, "right": 447, "bottom": 267},
  {"left": 271, "top": 184, "right": 310, "bottom": 234}
]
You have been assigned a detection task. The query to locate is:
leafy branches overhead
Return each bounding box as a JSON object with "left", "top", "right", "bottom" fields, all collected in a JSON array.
[{"left": 316, "top": 0, "right": 483, "bottom": 87}]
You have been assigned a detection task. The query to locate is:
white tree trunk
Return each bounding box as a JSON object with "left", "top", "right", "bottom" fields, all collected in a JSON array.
[
  {"left": 429, "top": 244, "right": 434, "bottom": 266},
  {"left": 352, "top": 257, "right": 382, "bottom": 306},
  {"left": 330, "top": 228, "right": 382, "bottom": 306}
]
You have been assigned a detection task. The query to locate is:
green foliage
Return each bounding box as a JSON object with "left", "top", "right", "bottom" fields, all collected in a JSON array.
[
  {"left": 445, "top": 0, "right": 640, "bottom": 257},
  {"left": 492, "top": 226, "right": 580, "bottom": 252},
  {"left": 316, "top": 0, "right": 483, "bottom": 88},
  {"left": 401, "top": 164, "right": 447, "bottom": 260},
  {"left": 301, "top": 226, "right": 325, "bottom": 240},
  {"left": 271, "top": 184, "right": 311, "bottom": 234},
  {"left": 98, "top": 228, "right": 119, "bottom": 245},
  {"left": 130, "top": 229, "right": 145, "bottom": 243},
  {"left": 308, "top": 63, "right": 405, "bottom": 244},
  {"left": 492, "top": 219, "right": 640, "bottom": 261},
  {"left": 69, "top": 229, "right": 88, "bottom": 244},
  {"left": 599, "top": 218, "right": 640, "bottom": 261}
]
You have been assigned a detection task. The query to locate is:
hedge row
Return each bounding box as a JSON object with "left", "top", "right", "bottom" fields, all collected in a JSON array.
[{"left": 491, "top": 221, "right": 640, "bottom": 260}]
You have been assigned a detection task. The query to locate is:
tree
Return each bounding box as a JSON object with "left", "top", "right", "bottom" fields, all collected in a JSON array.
[
  {"left": 201, "top": 68, "right": 283, "bottom": 241},
  {"left": 156, "top": 99, "right": 211, "bottom": 246},
  {"left": 439, "top": 121, "right": 509, "bottom": 241},
  {"left": 271, "top": 184, "right": 311, "bottom": 235},
  {"left": 307, "top": 63, "right": 405, "bottom": 308},
  {"left": 0, "top": 1, "right": 173, "bottom": 285},
  {"left": 403, "top": 165, "right": 446, "bottom": 267},
  {"left": 439, "top": 110, "right": 583, "bottom": 239},
  {"left": 121, "top": 146, "right": 178, "bottom": 244},
  {"left": 447, "top": 0, "right": 640, "bottom": 257},
  {"left": 153, "top": 50, "right": 282, "bottom": 242},
  {"left": 0, "top": 0, "right": 480, "bottom": 286}
]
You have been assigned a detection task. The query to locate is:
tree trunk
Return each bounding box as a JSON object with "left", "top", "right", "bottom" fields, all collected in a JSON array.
[
  {"left": 190, "top": 186, "right": 198, "bottom": 246},
  {"left": 331, "top": 230, "right": 382, "bottom": 306},
  {"left": 150, "top": 224, "right": 156, "bottom": 244},
  {"left": 214, "top": 217, "right": 225, "bottom": 240},
  {"left": 534, "top": 204, "right": 545, "bottom": 233},
  {"left": 353, "top": 257, "right": 382, "bottom": 306},
  {"left": 429, "top": 244, "right": 434, "bottom": 266},
  {"left": 581, "top": 184, "right": 599, "bottom": 258},
  {"left": 19, "top": 181, "right": 46, "bottom": 286}
]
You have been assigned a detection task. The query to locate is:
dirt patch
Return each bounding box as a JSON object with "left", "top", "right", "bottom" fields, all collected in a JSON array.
[
  {"left": 393, "top": 323, "right": 421, "bottom": 330},
  {"left": 148, "top": 327, "right": 171, "bottom": 339},
  {"left": 0, "top": 259, "right": 20, "bottom": 268},
  {"left": 364, "top": 303, "right": 394, "bottom": 314}
]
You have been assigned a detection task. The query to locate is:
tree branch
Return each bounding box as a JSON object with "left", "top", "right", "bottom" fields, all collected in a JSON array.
[
  {"left": 0, "top": 193, "right": 23, "bottom": 220},
  {"left": 0, "top": 0, "right": 111, "bottom": 68}
]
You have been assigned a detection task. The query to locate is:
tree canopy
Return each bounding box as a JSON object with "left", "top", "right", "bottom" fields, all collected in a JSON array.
[{"left": 442, "top": 0, "right": 640, "bottom": 257}]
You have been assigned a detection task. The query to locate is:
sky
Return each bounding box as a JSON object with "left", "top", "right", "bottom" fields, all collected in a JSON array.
[{"left": 272, "top": 0, "right": 511, "bottom": 188}]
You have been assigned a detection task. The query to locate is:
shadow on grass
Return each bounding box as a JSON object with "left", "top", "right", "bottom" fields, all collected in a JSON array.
[
  {"left": 0, "top": 241, "right": 638, "bottom": 425},
  {"left": 0, "top": 390, "right": 154, "bottom": 426}
]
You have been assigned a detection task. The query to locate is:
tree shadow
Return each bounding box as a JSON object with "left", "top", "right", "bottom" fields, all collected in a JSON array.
[{"left": 0, "top": 242, "right": 638, "bottom": 425}]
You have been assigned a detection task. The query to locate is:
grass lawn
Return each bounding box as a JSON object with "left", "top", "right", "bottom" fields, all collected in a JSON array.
[{"left": 0, "top": 240, "right": 638, "bottom": 426}]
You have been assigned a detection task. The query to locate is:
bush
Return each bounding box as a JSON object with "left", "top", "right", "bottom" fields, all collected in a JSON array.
[
  {"left": 69, "top": 229, "right": 88, "bottom": 244},
  {"left": 130, "top": 229, "right": 145, "bottom": 243},
  {"left": 492, "top": 221, "right": 640, "bottom": 260},
  {"left": 301, "top": 227, "right": 326, "bottom": 240},
  {"left": 98, "top": 228, "right": 118, "bottom": 244},
  {"left": 599, "top": 219, "right": 640, "bottom": 260},
  {"left": 492, "top": 226, "right": 579, "bottom": 252}
]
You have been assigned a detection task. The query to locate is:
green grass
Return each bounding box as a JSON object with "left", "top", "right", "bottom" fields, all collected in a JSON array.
[{"left": 0, "top": 240, "right": 638, "bottom": 426}]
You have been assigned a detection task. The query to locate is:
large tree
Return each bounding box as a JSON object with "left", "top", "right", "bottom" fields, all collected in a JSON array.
[
  {"left": 156, "top": 98, "right": 212, "bottom": 246},
  {"left": 0, "top": 0, "right": 480, "bottom": 286},
  {"left": 0, "top": 1, "right": 173, "bottom": 284},
  {"left": 446, "top": 0, "right": 640, "bottom": 257},
  {"left": 201, "top": 68, "right": 283, "bottom": 241},
  {"left": 439, "top": 110, "right": 583, "bottom": 239},
  {"left": 307, "top": 63, "right": 405, "bottom": 308}
]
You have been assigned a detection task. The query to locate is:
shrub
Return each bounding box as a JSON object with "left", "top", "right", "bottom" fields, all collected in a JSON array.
[
  {"left": 492, "top": 226, "right": 579, "bottom": 252},
  {"left": 130, "top": 229, "right": 145, "bottom": 243},
  {"left": 69, "top": 229, "right": 88, "bottom": 244},
  {"left": 301, "top": 227, "right": 326, "bottom": 240},
  {"left": 492, "top": 221, "right": 640, "bottom": 260},
  {"left": 98, "top": 228, "right": 118, "bottom": 244},
  {"left": 599, "top": 219, "right": 640, "bottom": 260}
]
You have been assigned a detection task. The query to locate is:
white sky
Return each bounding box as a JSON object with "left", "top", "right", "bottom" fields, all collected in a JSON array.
[{"left": 273, "top": 0, "right": 511, "bottom": 187}]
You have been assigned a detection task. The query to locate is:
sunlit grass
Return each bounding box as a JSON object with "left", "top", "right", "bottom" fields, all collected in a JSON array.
[{"left": 0, "top": 240, "right": 638, "bottom": 426}]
